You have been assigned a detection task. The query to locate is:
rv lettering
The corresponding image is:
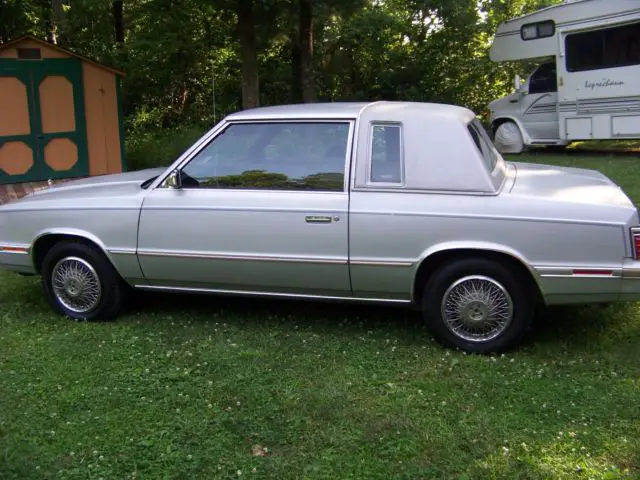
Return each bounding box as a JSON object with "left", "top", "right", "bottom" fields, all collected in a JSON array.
[{"left": 585, "top": 79, "right": 625, "bottom": 90}]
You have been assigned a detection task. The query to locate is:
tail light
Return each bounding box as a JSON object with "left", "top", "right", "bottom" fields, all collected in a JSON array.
[{"left": 632, "top": 228, "right": 640, "bottom": 260}]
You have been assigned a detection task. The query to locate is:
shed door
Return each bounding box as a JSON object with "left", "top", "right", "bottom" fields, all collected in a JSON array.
[{"left": 0, "top": 58, "right": 89, "bottom": 185}]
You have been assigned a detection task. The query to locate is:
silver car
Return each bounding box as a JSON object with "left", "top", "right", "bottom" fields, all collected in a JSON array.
[{"left": 2, "top": 101, "right": 640, "bottom": 353}]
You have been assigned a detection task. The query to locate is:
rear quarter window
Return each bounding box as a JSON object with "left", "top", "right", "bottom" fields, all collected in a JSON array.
[
  {"left": 369, "top": 123, "right": 403, "bottom": 185},
  {"left": 467, "top": 121, "right": 499, "bottom": 172}
]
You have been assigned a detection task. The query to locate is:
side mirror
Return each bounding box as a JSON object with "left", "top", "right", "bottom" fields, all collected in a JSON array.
[
  {"left": 515, "top": 74, "right": 522, "bottom": 93},
  {"left": 165, "top": 169, "right": 182, "bottom": 189}
]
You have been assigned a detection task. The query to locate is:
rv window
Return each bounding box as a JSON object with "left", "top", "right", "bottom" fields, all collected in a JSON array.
[
  {"left": 521, "top": 20, "right": 555, "bottom": 41},
  {"left": 566, "top": 21, "right": 640, "bottom": 72}
]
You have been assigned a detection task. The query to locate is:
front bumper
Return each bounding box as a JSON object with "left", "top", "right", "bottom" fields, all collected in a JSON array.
[{"left": 0, "top": 244, "right": 36, "bottom": 275}]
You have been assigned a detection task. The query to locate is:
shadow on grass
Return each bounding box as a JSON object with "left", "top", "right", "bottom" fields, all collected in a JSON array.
[
  {"left": 124, "top": 288, "right": 640, "bottom": 354},
  {"left": 5, "top": 271, "right": 638, "bottom": 354},
  {"left": 525, "top": 301, "right": 640, "bottom": 356},
  {"left": 125, "top": 289, "right": 423, "bottom": 334}
]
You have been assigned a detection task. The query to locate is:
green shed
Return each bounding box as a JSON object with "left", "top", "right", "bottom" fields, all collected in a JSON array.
[{"left": 0, "top": 34, "right": 126, "bottom": 194}]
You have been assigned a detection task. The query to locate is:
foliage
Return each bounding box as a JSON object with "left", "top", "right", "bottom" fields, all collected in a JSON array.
[
  {"left": 2, "top": 0, "right": 562, "bottom": 134},
  {"left": 3, "top": 150, "right": 640, "bottom": 478},
  {"left": 124, "top": 123, "right": 207, "bottom": 170}
]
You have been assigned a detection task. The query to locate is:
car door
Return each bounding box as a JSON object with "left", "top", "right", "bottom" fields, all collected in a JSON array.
[
  {"left": 521, "top": 62, "right": 560, "bottom": 140},
  {"left": 136, "top": 120, "right": 354, "bottom": 297}
]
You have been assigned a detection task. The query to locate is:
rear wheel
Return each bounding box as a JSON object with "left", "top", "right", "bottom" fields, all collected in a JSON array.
[
  {"left": 421, "top": 258, "right": 533, "bottom": 353},
  {"left": 41, "top": 241, "right": 125, "bottom": 321}
]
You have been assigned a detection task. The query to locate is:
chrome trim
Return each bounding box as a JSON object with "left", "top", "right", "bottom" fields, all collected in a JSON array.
[
  {"left": 535, "top": 266, "right": 622, "bottom": 278},
  {"left": 351, "top": 187, "right": 498, "bottom": 196},
  {"left": 136, "top": 249, "right": 415, "bottom": 267},
  {"left": 157, "top": 119, "right": 356, "bottom": 194},
  {"left": 365, "top": 121, "right": 405, "bottom": 187},
  {"left": 108, "top": 248, "right": 137, "bottom": 255},
  {"left": 351, "top": 210, "right": 627, "bottom": 228},
  {"left": 349, "top": 259, "right": 414, "bottom": 267},
  {"left": 622, "top": 268, "right": 640, "bottom": 279},
  {"left": 0, "top": 244, "right": 30, "bottom": 254},
  {"left": 133, "top": 284, "right": 412, "bottom": 304},
  {"left": 141, "top": 204, "right": 348, "bottom": 213},
  {"left": 136, "top": 249, "right": 348, "bottom": 265},
  {"left": 305, "top": 215, "right": 333, "bottom": 224},
  {"left": 3, "top": 206, "right": 141, "bottom": 213}
]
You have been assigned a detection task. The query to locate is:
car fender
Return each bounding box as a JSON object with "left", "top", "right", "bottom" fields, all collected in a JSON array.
[
  {"left": 29, "top": 228, "right": 120, "bottom": 274},
  {"left": 411, "top": 240, "right": 543, "bottom": 298}
]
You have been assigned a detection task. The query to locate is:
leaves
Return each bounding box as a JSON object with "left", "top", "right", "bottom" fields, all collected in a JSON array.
[{"left": 2, "top": 0, "right": 562, "bottom": 129}]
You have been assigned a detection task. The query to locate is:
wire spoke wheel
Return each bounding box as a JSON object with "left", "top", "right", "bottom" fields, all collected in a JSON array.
[
  {"left": 441, "top": 275, "right": 513, "bottom": 343},
  {"left": 51, "top": 256, "right": 102, "bottom": 314}
]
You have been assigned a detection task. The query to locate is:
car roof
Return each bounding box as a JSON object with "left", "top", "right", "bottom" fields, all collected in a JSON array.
[{"left": 224, "top": 101, "right": 475, "bottom": 123}]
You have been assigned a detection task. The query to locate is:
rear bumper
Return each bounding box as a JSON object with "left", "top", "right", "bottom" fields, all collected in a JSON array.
[
  {"left": 537, "top": 260, "right": 640, "bottom": 305},
  {"left": 619, "top": 260, "right": 640, "bottom": 301}
]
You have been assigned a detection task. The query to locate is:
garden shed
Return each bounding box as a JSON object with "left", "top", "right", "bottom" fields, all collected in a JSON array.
[{"left": 0, "top": 34, "right": 126, "bottom": 197}]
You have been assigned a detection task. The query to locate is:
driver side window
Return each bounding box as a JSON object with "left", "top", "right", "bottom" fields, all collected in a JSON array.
[
  {"left": 180, "top": 121, "right": 351, "bottom": 192},
  {"left": 528, "top": 62, "right": 558, "bottom": 94}
]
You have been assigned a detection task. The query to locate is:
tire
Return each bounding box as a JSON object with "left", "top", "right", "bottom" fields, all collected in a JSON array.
[
  {"left": 493, "top": 121, "right": 525, "bottom": 154},
  {"left": 421, "top": 258, "right": 534, "bottom": 354},
  {"left": 41, "top": 240, "right": 125, "bottom": 321}
]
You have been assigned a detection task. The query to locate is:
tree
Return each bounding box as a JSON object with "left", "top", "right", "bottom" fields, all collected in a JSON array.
[
  {"left": 235, "top": 0, "right": 260, "bottom": 109},
  {"left": 298, "top": 0, "right": 315, "bottom": 102},
  {"left": 112, "top": 0, "right": 124, "bottom": 44}
]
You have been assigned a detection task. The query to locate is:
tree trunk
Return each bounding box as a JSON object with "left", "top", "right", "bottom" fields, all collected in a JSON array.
[
  {"left": 45, "top": 0, "right": 58, "bottom": 44},
  {"left": 290, "top": 30, "right": 302, "bottom": 103},
  {"left": 236, "top": 0, "right": 259, "bottom": 109},
  {"left": 298, "top": 0, "right": 315, "bottom": 102},
  {"left": 112, "top": 0, "right": 125, "bottom": 44}
]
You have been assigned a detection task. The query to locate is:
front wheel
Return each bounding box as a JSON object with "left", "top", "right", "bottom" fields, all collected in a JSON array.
[
  {"left": 493, "top": 121, "right": 525, "bottom": 154},
  {"left": 421, "top": 258, "right": 533, "bottom": 353},
  {"left": 41, "top": 241, "right": 125, "bottom": 321}
]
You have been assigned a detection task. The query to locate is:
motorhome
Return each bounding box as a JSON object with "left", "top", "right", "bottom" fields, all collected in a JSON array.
[{"left": 487, "top": 0, "right": 640, "bottom": 154}]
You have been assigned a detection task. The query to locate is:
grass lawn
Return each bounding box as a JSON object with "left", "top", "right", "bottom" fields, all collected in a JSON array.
[{"left": 2, "top": 152, "right": 640, "bottom": 479}]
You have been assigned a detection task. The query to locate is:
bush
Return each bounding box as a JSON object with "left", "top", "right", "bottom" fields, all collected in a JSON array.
[{"left": 124, "top": 124, "right": 210, "bottom": 171}]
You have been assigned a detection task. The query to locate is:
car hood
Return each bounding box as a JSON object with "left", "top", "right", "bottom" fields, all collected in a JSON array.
[
  {"left": 508, "top": 161, "right": 635, "bottom": 208},
  {"left": 5, "top": 167, "right": 168, "bottom": 207}
]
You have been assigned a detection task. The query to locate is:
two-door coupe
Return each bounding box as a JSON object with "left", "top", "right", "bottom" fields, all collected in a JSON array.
[{"left": 2, "top": 101, "right": 640, "bottom": 353}]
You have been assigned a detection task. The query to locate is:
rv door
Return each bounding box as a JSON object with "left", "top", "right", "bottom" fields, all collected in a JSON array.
[{"left": 519, "top": 62, "right": 560, "bottom": 141}]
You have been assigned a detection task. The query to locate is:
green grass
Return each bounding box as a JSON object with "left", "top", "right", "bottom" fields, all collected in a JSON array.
[
  {"left": 2, "top": 152, "right": 640, "bottom": 479},
  {"left": 568, "top": 139, "right": 640, "bottom": 153}
]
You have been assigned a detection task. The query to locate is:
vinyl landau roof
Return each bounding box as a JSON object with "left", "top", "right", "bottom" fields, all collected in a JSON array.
[{"left": 225, "top": 101, "right": 475, "bottom": 122}]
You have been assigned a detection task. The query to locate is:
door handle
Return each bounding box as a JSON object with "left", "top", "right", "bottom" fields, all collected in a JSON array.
[{"left": 305, "top": 215, "right": 333, "bottom": 224}]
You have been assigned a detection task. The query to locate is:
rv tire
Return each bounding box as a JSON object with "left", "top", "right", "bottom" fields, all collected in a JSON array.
[{"left": 493, "top": 121, "right": 524, "bottom": 155}]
